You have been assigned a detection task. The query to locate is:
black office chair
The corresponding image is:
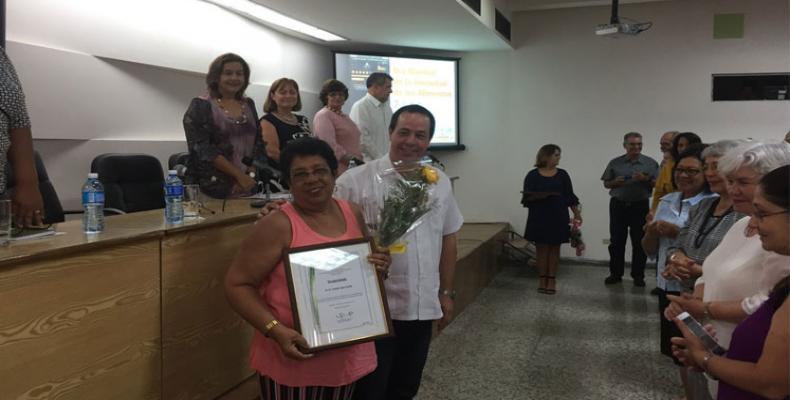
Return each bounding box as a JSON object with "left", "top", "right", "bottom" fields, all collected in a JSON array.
[
  {"left": 5, "top": 150, "right": 65, "bottom": 224},
  {"left": 90, "top": 153, "right": 165, "bottom": 213},
  {"left": 168, "top": 151, "right": 189, "bottom": 170}
]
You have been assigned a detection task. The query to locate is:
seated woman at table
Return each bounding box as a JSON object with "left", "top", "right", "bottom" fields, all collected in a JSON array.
[
  {"left": 260, "top": 77, "right": 312, "bottom": 173},
  {"left": 183, "top": 53, "right": 266, "bottom": 198},
  {"left": 313, "top": 79, "right": 363, "bottom": 175},
  {"left": 671, "top": 165, "right": 789, "bottom": 400},
  {"left": 224, "top": 137, "right": 389, "bottom": 399}
]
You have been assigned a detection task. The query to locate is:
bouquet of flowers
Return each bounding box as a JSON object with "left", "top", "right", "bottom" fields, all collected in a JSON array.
[
  {"left": 364, "top": 161, "right": 440, "bottom": 253},
  {"left": 570, "top": 218, "right": 585, "bottom": 256}
]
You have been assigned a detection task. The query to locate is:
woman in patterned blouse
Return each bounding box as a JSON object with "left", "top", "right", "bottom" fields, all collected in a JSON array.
[{"left": 0, "top": 48, "right": 44, "bottom": 226}]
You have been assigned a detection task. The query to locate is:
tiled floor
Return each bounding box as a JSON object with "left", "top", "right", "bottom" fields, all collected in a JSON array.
[{"left": 417, "top": 263, "right": 680, "bottom": 400}]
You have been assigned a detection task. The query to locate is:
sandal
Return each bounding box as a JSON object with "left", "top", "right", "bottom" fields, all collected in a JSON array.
[
  {"left": 544, "top": 276, "right": 557, "bottom": 295},
  {"left": 537, "top": 275, "right": 547, "bottom": 293}
]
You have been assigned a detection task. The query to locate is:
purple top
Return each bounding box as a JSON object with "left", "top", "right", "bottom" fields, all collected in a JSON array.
[
  {"left": 718, "top": 286, "right": 788, "bottom": 400},
  {"left": 205, "top": 95, "right": 257, "bottom": 174}
]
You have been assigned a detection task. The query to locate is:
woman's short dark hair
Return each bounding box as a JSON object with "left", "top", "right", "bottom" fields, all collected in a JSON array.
[
  {"left": 263, "top": 77, "right": 302, "bottom": 113},
  {"left": 319, "top": 79, "right": 349, "bottom": 106},
  {"left": 280, "top": 137, "right": 338, "bottom": 184},
  {"left": 671, "top": 143, "right": 709, "bottom": 191},
  {"left": 389, "top": 104, "right": 435, "bottom": 139},
  {"left": 670, "top": 132, "right": 702, "bottom": 161},
  {"left": 206, "top": 53, "right": 250, "bottom": 100},
  {"left": 534, "top": 144, "right": 561, "bottom": 168},
  {"left": 760, "top": 165, "right": 789, "bottom": 210}
]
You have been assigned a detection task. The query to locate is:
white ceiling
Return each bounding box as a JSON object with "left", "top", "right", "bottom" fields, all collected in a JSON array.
[{"left": 251, "top": 0, "right": 670, "bottom": 51}]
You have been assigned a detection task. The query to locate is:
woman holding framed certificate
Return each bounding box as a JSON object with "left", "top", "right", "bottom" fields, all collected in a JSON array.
[{"left": 225, "top": 137, "right": 391, "bottom": 399}]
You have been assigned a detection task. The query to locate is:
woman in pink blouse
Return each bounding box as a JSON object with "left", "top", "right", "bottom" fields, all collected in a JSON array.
[{"left": 313, "top": 79, "right": 363, "bottom": 174}]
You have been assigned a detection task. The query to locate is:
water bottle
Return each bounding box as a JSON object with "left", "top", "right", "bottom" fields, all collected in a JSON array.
[
  {"left": 164, "top": 170, "right": 184, "bottom": 224},
  {"left": 82, "top": 172, "right": 105, "bottom": 233}
]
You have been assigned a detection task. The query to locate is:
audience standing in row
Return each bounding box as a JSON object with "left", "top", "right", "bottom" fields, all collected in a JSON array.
[
  {"left": 672, "top": 165, "right": 789, "bottom": 400},
  {"left": 651, "top": 130, "right": 679, "bottom": 211},
  {"left": 183, "top": 53, "right": 265, "bottom": 198},
  {"left": 521, "top": 144, "right": 581, "bottom": 294},
  {"left": 642, "top": 144, "right": 713, "bottom": 399},
  {"left": 601, "top": 132, "right": 659, "bottom": 286},
  {"left": 665, "top": 141, "right": 790, "bottom": 397}
]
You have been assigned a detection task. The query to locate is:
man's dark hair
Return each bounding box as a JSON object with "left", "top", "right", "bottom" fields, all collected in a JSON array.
[
  {"left": 623, "top": 132, "right": 642, "bottom": 143},
  {"left": 670, "top": 132, "right": 703, "bottom": 161},
  {"left": 318, "top": 79, "right": 349, "bottom": 106},
  {"left": 671, "top": 143, "right": 709, "bottom": 191},
  {"left": 280, "top": 137, "right": 338, "bottom": 184},
  {"left": 366, "top": 72, "right": 393, "bottom": 88},
  {"left": 760, "top": 165, "right": 789, "bottom": 210},
  {"left": 388, "top": 104, "right": 436, "bottom": 139},
  {"left": 206, "top": 53, "right": 250, "bottom": 100}
]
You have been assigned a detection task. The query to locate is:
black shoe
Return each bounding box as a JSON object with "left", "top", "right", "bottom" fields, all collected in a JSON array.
[
  {"left": 650, "top": 287, "right": 661, "bottom": 295},
  {"left": 604, "top": 276, "right": 622, "bottom": 285},
  {"left": 633, "top": 278, "right": 646, "bottom": 287}
]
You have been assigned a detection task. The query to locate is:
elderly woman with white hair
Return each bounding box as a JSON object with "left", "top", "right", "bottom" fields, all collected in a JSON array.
[{"left": 665, "top": 141, "right": 790, "bottom": 397}]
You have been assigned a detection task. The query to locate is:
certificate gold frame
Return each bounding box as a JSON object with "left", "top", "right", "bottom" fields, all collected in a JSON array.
[{"left": 284, "top": 237, "right": 393, "bottom": 353}]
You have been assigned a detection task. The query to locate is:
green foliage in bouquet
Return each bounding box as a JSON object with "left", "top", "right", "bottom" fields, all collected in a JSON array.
[{"left": 375, "top": 167, "right": 437, "bottom": 247}]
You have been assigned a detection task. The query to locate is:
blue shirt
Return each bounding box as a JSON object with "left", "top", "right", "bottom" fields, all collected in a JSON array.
[
  {"left": 655, "top": 191, "right": 715, "bottom": 292},
  {"left": 600, "top": 154, "right": 659, "bottom": 201}
]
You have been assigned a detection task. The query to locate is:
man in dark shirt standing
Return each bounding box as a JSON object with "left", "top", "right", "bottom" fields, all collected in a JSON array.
[{"left": 601, "top": 132, "right": 659, "bottom": 287}]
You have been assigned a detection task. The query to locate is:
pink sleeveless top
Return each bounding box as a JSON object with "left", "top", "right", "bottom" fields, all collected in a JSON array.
[{"left": 249, "top": 199, "right": 376, "bottom": 387}]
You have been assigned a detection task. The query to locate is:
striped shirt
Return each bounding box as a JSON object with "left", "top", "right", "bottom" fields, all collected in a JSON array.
[{"left": 669, "top": 196, "right": 745, "bottom": 291}]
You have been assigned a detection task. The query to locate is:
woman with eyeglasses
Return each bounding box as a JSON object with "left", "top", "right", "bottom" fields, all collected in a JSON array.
[
  {"left": 641, "top": 144, "right": 714, "bottom": 399},
  {"left": 313, "top": 79, "right": 363, "bottom": 175},
  {"left": 260, "top": 78, "right": 312, "bottom": 175},
  {"left": 671, "top": 165, "right": 789, "bottom": 400},
  {"left": 225, "top": 138, "right": 389, "bottom": 399},
  {"left": 664, "top": 141, "right": 790, "bottom": 398}
]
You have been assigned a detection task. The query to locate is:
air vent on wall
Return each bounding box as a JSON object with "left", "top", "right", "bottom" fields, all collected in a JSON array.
[
  {"left": 460, "top": 0, "right": 481, "bottom": 15},
  {"left": 495, "top": 9, "right": 511, "bottom": 41}
]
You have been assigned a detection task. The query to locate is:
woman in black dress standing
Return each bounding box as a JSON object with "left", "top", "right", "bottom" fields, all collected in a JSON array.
[{"left": 521, "top": 144, "right": 581, "bottom": 294}]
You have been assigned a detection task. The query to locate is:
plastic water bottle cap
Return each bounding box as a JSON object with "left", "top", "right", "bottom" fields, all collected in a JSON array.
[
  {"left": 168, "top": 170, "right": 177, "bottom": 175},
  {"left": 88, "top": 172, "right": 99, "bottom": 179}
]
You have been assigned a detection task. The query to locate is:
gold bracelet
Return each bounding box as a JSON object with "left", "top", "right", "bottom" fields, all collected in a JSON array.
[{"left": 263, "top": 319, "right": 279, "bottom": 336}]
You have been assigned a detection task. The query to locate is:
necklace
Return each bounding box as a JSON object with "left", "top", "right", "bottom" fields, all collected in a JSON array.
[
  {"left": 326, "top": 106, "right": 343, "bottom": 116},
  {"left": 273, "top": 111, "right": 298, "bottom": 124},
  {"left": 216, "top": 97, "right": 248, "bottom": 125},
  {"left": 693, "top": 197, "right": 733, "bottom": 248}
]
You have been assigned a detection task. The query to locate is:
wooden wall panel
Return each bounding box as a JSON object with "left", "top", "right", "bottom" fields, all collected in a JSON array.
[
  {"left": 161, "top": 221, "right": 256, "bottom": 400},
  {"left": 0, "top": 240, "right": 161, "bottom": 400}
]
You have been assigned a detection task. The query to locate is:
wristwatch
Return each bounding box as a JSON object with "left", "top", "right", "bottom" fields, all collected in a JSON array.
[{"left": 439, "top": 289, "right": 456, "bottom": 299}]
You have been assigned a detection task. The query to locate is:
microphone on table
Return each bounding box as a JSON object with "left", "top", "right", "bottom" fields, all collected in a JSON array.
[{"left": 242, "top": 157, "right": 284, "bottom": 208}]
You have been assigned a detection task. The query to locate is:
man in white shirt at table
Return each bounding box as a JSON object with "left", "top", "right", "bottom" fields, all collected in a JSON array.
[
  {"left": 349, "top": 72, "right": 393, "bottom": 162},
  {"left": 339, "top": 104, "right": 463, "bottom": 400}
]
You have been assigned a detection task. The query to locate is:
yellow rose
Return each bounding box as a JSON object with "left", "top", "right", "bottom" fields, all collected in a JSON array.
[{"left": 422, "top": 166, "right": 439, "bottom": 184}]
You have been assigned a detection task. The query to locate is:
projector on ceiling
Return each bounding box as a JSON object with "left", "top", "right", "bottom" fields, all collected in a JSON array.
[{"left": 595, "top": 22, "right": 652, "bottom": 37}]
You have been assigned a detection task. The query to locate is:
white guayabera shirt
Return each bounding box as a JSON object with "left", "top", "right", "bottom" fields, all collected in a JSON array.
[
  {"left": 335, "top": 155, "right": 463, "bottom": 320},
  {"left": 349, "top": 93, "right": 392, "bottom": 162}
]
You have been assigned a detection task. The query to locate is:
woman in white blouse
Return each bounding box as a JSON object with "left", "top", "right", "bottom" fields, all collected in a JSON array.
[{"left": 664, "top": 141, "right": 790, "bottom": 396}]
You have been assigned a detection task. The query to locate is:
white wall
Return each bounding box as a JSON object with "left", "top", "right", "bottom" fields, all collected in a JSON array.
[
  {"left": 443, "top": 0, "right": 790, "bottom": 261},
  {"left": 7, "top": 0, "right": 332, "bottom": 208}
]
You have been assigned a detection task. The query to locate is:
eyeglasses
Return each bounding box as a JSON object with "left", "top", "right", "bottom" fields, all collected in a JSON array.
[
  {"left": 752, "top": 210, "right": 789, "bottom": 222},
  {"left": 675, "top": 168, "right": 702, "bottom": 177},
  {"left": 290, "top": 167, "right": 331, "bottom": 183}
]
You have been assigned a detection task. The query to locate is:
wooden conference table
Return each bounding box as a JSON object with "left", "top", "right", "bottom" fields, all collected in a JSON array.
[{"left": 0, "top": 198, "right": 507, "bottom": 400}]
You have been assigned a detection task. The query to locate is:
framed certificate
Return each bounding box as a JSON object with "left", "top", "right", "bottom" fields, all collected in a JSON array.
[{"left": 284, "top": 237, "right": 393, "bottom": 353}]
